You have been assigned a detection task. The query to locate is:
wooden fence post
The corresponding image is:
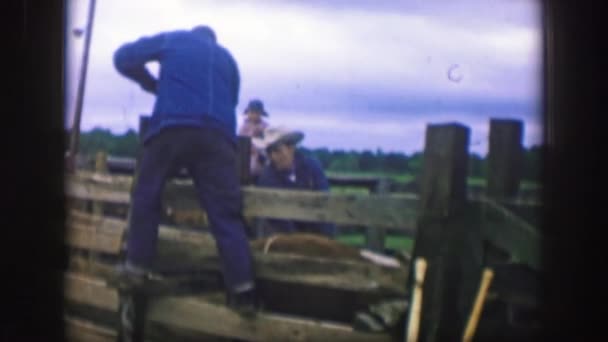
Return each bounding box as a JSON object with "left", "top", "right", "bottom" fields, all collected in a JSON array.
[
  {"left": 365, "top": 178, "right": 390, "bottom": 252},
  {"left": 487, "top": 119, "right": 524, "bottom": 199},
  {"left": 92, "top": 151, "right": 108, "bottom": 216},
  {"left": 484, "top": 119, "right": 525, "bottom": 265},
  {"left": 407, "top": 123, "right": 482, "bottom": 342}
]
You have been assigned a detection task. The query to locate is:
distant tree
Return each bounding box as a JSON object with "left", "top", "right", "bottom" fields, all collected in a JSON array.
[
  {"left": 113, "top": 129, "right": 138, "bottom": 157},
  {"left": 384, "top": 152, "right": 408, "bottom": 173},
  {"left": 328, "top": 153, "right": 359, "bottom": 172},
  {"left": 468, "top": 153, "right": 486, "bottom": 178},
  {"left": 407, "top": 152, "right": 424, "bottom": 175},
  {"left": 79, "top": 127, "right": 139, "bottom": 158},
  {"left": 311, "top": 147, "right": 332, "bottom": 169},
  {"left": 358, "top": 150, "right": 377, "bottom": 171}
]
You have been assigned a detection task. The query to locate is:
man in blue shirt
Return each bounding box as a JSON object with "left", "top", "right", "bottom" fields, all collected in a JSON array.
[
  {"left": 113, "top": 25, "right": 257, "bottom": 310},
  {"left": 253, "top": 127, "right": 336, "bottom": 238}
]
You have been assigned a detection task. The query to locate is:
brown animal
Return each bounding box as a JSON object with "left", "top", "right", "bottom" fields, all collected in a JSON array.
[{"left": 250, "top": 233, "right": 366, "bottom": 262}]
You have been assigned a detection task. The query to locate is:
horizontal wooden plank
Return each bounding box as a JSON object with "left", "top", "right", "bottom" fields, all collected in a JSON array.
[
  {"left": 243, "top": 186, "right": 418, "bottom": 230},
  {"left": 475, "top": 198, "right": 541, "bottom": 271},
  {"left": 68, "top": 255, "right": 116, "bottom": 279},
  {"left": 66, "top": 209, "right": 216, "bottom": 253},
  {"left": 64, "top": 316, "right": 118, "bottom": 342},
  {"left": 482, "top": 221, "right": 541, "bottom": 271},
  {"left": 66, "top": 211, "right": 408, "bottom": 295},
  {"left": 66, "top": 177, "right": 130, "bottom": 204},
  {"left": 66, "top": 213, "right": 125, "bottom": 254},
  {"left": 64, "top": 272, "right": 120, "bottom": 312},
  {"left": 67, "top": 172, "right": 419, "bottom": 230},
  {"left": 147, "top": 295, "right": 395, "bottom": 342}
]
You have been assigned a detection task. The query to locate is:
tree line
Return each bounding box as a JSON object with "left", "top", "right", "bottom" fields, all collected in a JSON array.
[{"left": 72, "top": 128, "right": 541, "bottom": 181}]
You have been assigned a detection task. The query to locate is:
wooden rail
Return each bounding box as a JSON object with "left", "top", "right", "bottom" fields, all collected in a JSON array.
[
  {"left": 147, "top": 295, "right": 394, "bottom": 342},
  {"left": 66, "top": 171, "right": 419, "bottom": 231},
  {"left": 66, "top": 170, "right": 540, "bottom": 270}
]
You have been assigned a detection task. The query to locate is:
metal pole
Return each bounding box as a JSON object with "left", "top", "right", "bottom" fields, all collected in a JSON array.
[{"left": 67, "top": 0, "right": 97, "bottom": 171}]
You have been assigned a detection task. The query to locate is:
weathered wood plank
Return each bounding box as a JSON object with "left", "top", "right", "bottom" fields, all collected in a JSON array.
[
  {"left": 66, "top": 175, "right": 131, "bottom": 204},
  {"left": 66, "top": 210, "right": 408, "bottom": 295},
  {"left": 68, "top": 254, "right": 116, "bottom": 278},
  {"left": 64, "top": 316, "right": 118, "bottom": 342},
  {"left": 481, "top": 219, "right": 540, "bottom": 270},
  {"left": 64, "top": 272, "right": 120, "bottom": 312},
  {"left": 66, "top": 221, "right": 124, "bottom": 254},
  {"left": 146, "top": 295, "right": 395, "bottom": 342},
  {"left": 409, "top": 123, "right": 481, "bottom": 341},
  {"left": 473, "top": 197, "right": 541, "bottom": 270},
  {"left": 487, "top": 119, "right": 524, "bottom": 199},
  {"left": 366, "top": 178, "right": 390, "bottom": 251},
  {"left": 92, "top": 151, "right": 108, "bottom": 216},
  {"left": 66, "top": 172, "right": 419, "bottom": 230},
  {"left": 67, "top": 209, "right": 216, "bottom": 253},
  {"left": 156, "top": 238, "right": 408, "bottom": 295},
  {"left": 242, "top": 186, "right": 418, "bottom": 231}
]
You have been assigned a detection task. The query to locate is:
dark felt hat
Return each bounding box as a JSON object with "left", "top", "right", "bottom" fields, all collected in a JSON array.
[{"left": 243, "top": 99, "right": 269, "bottom": 117}]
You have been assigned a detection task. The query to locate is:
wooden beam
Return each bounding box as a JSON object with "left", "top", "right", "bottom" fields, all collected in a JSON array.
[
  {"left": 242, "top": 186, "right": 418, "bottom": 230},
  {"left": 408, "top": 123, "right": 482, "bottom": 341},
  {"left": 64, "top": 316, "right": 118, "bottom": 342},
  {"left": 92, "top": 151, "right": 108, "bottom": 216},
  {"left": 156, "top": 238, "right": 408, "bottom": 295},
  {"left": 146, "top": 295, "right": 394, "bottom": 342},
  {"left": 66, "top": 209, "right": 216, "bottom": 254},
  {"left": 66, "top": 210, "right": 408, "bottom": 295},
  {"left": 486, "top": 119, "right": 524, "bottom": 199},
  {"left": 66, "top": 214, "right": 124, "bottom": 254},
  {"left": 366, "top": 178, "right": 390, "bottom": 251},
  {"left": 64, "top": 272, "right": 120, "bottom": 312},
  {"left": 66, "top": 175, "right": 130, "bottom": 204},
  {"left": 66, "top": 172, "right": 419, "bottom": 230},
  {"left": 479, "top": 201, "right": 541, "bottom": 271},
  {"left": 68, "top": 254, "right": 116, "bottom": 278}
]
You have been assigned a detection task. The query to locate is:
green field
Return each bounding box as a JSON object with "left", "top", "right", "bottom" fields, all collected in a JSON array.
[
  {"left": 327, "top": 171, "right": 540, "bottom": 193},
  {"left": 336, "top": 234, "right": 414, "bottom": 252}
]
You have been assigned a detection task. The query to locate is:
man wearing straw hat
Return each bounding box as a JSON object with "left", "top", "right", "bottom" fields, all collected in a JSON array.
[
  {"left": 252, "top": 126, "right": 336, "bottom": 238},
  {"left": 112, "top": 25, "right": 258, "bottom": 312}
]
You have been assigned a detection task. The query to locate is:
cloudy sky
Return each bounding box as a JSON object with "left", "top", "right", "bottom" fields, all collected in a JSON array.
[{"left": 64, "top": 0, "right": 543, "bottom": 155}]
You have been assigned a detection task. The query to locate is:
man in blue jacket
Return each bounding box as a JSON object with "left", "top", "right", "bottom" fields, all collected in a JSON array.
[
  {"left": 253, "top": 126, "right": 336, "bottom": 238},
  {"left": 113, "top": 25, "right": 257, "bottom": 310}
]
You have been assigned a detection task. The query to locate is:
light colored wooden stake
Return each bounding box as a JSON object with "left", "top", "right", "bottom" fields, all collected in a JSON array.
[
  {"left": 92, "top": 151, "right": 108, "bottom": 216},
  {"left": 462, "top": 268, "right": 494, "bottom": 342},
  {"left": 406, "top": 258, "right": 427, "bottom": 342}
]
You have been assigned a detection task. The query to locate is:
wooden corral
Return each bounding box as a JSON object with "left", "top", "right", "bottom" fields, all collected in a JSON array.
[{"left": 63, "top": 119, "right": 542, "bottom": 341}]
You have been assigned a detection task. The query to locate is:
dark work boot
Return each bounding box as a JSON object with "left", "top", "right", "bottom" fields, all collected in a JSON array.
[
  {"left": 114, "top": 261, "right": 161, "bottom": 289},
  {"left": 226, "top": 288, "right": 261, "bottom": 317}
]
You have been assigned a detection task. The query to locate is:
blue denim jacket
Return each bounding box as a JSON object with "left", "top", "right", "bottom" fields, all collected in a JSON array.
[
  {"left": 256, "top": 151, "right": 336, "bottom": 237},
  {"left": 113, "top": 26, "right": 240, "bottom": 145}
]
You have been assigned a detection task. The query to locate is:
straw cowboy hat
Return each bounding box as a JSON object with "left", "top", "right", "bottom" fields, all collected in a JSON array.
[
  {"left": 251, "top": 126, "right": 304, "bottom": 151},
  {"left": 243, "top": 99, "right": 269, "bottom": 117}
]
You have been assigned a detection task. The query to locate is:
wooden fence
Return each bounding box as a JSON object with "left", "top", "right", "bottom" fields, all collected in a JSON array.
[{"left": 62, "top": 118, "right": 542, "bottom": 341}]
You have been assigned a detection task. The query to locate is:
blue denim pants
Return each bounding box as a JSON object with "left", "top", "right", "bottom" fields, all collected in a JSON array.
[{"left": 126, "top": 126, "right": 254, "bottom": 292}]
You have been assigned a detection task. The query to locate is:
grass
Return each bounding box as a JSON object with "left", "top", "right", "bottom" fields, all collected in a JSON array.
[
  {"left": 326, "top": 171, "right": 541, "bottom": 192},
  {"left": 336, "top": 233, "right": 414, "bottom": 252}
]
